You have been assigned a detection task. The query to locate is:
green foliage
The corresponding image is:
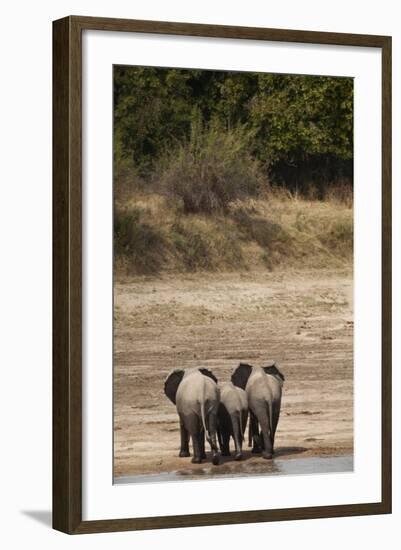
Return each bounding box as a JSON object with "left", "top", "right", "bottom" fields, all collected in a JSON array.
[
  {"left": 250, "top": 74, "right": 353, "bottom": 163},
  {"left": 114, "top": 66, "right": 353, "bottom": 193},
  {"left": 114, "top": 67, "right": 195, "bottom": 175},
  {"left": 159, "top": 113, "right": 265, "bottom": 213}
]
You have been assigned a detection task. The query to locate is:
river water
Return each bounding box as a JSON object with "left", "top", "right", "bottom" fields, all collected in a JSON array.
[{"left": 114, "top": 454, "right": 353, "bottom": 485}]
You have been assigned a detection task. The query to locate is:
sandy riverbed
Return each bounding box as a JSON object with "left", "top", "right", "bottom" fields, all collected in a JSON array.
[{"left": 113, "top": 268, "right": 353, "bottom": 479}]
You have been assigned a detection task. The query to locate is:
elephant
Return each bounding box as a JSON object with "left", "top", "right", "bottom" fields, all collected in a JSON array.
[
  {"left": 164, "top": 367, "right": 221, "bottom": 465},
  {"left": 231, "top": 362, "right": 284, "bottom": 459},
  {"left": 217, "top": 382, "right": 248, "bottom": 461}
]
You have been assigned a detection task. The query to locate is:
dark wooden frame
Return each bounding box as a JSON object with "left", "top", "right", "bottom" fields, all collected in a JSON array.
[{"left": 53, "top": 15, "right": 392, "bottom": 534}]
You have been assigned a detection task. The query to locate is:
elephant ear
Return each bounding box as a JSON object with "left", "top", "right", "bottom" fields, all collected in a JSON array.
[
  {"left": 231, "top": 363, "right": 253, "bottom": 390},
  {"left": 198, "top": 368, "right": 218, "bottom": 384},
  {"left": 164, "top": 369, "right": 185, "bottom": 404},
  {"left": 262, "top": 363, "right": 285, "bottom": 382}
]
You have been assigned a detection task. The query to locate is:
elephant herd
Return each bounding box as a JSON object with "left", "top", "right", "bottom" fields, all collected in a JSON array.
[{"left": 164, "top": 362, "right": 285, "bottom": 465}]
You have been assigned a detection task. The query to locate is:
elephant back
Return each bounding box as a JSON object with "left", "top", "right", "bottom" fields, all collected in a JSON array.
[
  {"left": 176, "top": 369, "right": 220, "bottom": 416},
  {"left": 220, "top": 382, "right": 248, "bottom": 414},
  {"left": 262, "top": 363, "right": 285, "bottom": 382}
]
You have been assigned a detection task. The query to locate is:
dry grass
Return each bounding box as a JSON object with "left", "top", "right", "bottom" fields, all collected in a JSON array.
[{"left": 114, "top": 189, "right": 352, "bottom": 278}]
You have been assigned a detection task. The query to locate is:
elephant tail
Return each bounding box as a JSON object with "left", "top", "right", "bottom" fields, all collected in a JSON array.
[
  {"left": 248, "top": 412, "right": 253, "bottom": 447},
  {"left": 200, "top": 399, "right": 210, "bottom": 443},
  {"left": 239, "top": 410, "right": 244, "bottom": 443},
  {"left": 267, "top": 400, "right": 274, "bottom": 448}
]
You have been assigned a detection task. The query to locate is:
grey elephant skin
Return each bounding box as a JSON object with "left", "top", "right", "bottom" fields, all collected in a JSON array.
[
  {"left": 164, "top": 367, "right": 221, "bottom": 465},
  {"left": 217, "top": 382, "right": 248, "bottom": 461},
  {"left": 232, "top": 363, "right": 284, "bottom": 459}
]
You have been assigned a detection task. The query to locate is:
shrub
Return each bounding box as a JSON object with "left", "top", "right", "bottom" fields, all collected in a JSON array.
[
  {"left": 159, "top": 114, "right": 267, "bottom": 214},
  {"left": 170, "top": 218, "right": 243, "bottom": 271},
  {"left": 114, "top": 207, "right": 167, "bottom": 274},
  {"left": 170, "top": 223, "right": 213, "bottom": 270}
]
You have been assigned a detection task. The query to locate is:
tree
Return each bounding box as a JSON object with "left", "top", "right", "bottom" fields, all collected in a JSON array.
[{"left": 113, "top": 66, "right": 353, "bottom": 194}]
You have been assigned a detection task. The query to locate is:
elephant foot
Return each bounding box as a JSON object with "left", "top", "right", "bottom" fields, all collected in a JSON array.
[
  {"left": 221, "top": 451, "right": 231, "bottom": 457},
  {"left": 234, "top": 452, "right": 243, "bottom": 461},
  {"left": 212, "top": 453, "right": 220, "bottom": 466},
  {"left": 191, "top": 456, "right": 202, "bottom": 464},
  {"left": 262, "top": 451, "right": 273, "bottom": 460},
  {"left": 251, "top": 446, "right": 262, "bottom": 454},
  {"left": 201, "top": 452, "right": 207, "bottom": 459},
  {"left": 179, "top": 450, "right": 190, "bottom": 458}
]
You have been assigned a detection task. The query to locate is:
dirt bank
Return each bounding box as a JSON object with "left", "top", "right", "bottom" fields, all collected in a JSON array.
[{"left": 114, "top": 268, "right": 353, "bottom": 478}]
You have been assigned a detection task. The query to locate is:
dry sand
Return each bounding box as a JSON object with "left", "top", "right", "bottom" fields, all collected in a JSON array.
[{"left": 113, "top": 268, "right": 353, "bottom": 478}]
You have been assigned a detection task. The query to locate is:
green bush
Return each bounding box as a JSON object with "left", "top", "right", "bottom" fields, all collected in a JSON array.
[{"left": 159, "top": 114, "right": 266, "bottom": 214}]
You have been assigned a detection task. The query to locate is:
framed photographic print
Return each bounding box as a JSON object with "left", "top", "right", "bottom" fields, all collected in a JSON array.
[{"left": 53, "top": 16, "right": 392, "bottom": 534}]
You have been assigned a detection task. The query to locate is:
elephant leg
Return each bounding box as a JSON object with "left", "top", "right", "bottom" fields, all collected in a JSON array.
[
  {"left": 242, "top": 410, "right": 248, "bottom": 444},
  {"left": 258, "top": 412, "right": 273, "bottom": 460},
  {"left": 218, "top": 403, "right": 230, "bottom": 456},
  {"left": 220, "top": 430, "right": 231, "bottom": 457},
  {"left": 217, "top": 427, "right": 223, "bottom": 449},
  {"left": 178, "top": 415, "right": 190, "bottom": 457},
  {"left": 207, "top": 412, "right": 221, "bottom": 465},
  {"left": 199, "top": 429, "right": 206, "bottom": 459},
  {"left": 271, "top": 398, "right": 281, "bottom": 451},
  {"left": 231, "top": 415, "right": 243, "bottom": 461},
  {"left": 217, "top": 427, "right": 225, "bottom": 454},
  {"left": 250, "top": 411, "right": 262, "bottom": 454},
  {"left": 191, "top": 432, "right": 203, "bottom": 464}
]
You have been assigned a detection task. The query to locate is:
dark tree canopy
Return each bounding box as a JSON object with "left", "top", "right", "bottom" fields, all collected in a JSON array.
[{"left": 114, "top": 66, "right": 353, "bottom": 194}]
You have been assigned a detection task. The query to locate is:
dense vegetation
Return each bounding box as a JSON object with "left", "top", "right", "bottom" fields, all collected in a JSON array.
[
  {"left": 113, "top": 66, "right": 353, "bottom": 275},
  {"left": 114, "top": 66, "right": 353, "bottom": 197}
]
